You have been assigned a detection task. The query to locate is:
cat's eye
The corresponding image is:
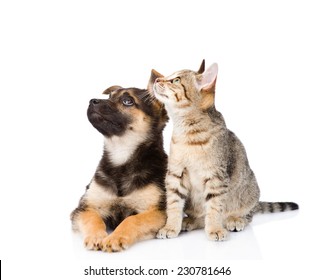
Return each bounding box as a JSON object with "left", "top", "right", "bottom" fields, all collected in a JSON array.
[
  {"left": 122, "top": 97, "right": 134, "bottom": 106},
  {"left": 172, "top": 77, "right": 181, "bottom": 84}
]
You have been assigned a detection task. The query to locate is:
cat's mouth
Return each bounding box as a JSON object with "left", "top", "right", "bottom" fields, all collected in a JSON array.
[
  {"left": 153, "top": 83, "right": 169, "bottom": 99},
  {"left": 155, "top": 92, "right": 169, "bottom": 99}
]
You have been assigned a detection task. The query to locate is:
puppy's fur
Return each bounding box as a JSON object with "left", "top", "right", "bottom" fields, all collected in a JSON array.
[{"left": 71, "top": 83, "right": 168, "bottom": 252}]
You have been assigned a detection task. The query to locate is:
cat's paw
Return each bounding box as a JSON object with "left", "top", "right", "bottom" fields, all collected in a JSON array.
[
  {"left": 225, "top": 217, "right": 246, "bottom": 232},
  {"left": 206, "top": 228, "right": 228, "bottom": 241},
  {"left": 182, "top": 217, "right": 201, "bottom": 231},
  {"left": 157, "top": 226, "right": 180, "bottom": 239},
  {"left": 84, "top": 232, "right": 108, "bottom": 251},
  {"left": 101, "top": 234, "right": 131, "bottom": 253}
]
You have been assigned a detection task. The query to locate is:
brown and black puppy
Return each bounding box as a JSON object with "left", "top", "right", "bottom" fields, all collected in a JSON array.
[{"left": 71, "top": 82, "right": 168, "bottom": 252}]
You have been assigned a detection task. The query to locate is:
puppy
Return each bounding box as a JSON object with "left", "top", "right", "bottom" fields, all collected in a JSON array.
[{"left": 71, "top": 81, "right": 168, "bottom": 252}]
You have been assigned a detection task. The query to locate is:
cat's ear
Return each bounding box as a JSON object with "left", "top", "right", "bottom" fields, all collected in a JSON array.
[
  {"left": 147, "top": 69, "right": 164, "bottom": 94},
  {"left": 197, "top": 59, "right": 205, "bottom": 74},
  {"left": 102, "top": 85, "right": 122, "bottom": 95},
  {"left": 147, "top": 69, "right": 168, "bottom": 128},
  {"left": 198, "top": 63, "right": 218, "bottom": 92},
  {"left": 198, "top": 63, "right": 218, "bottom": 110}
]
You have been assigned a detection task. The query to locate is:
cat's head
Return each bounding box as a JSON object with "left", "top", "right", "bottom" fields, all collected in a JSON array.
[{"left": 149, "top": 60, "right": 218, "bottom": 111}]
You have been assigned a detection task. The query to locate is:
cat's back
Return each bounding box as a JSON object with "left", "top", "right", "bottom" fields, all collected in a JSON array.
[
  {"left": 207, "top": 106, "right": 250, "bottom": 170},
  {"left": 225, "top": 128, "right": 253, "bottom": 182}
]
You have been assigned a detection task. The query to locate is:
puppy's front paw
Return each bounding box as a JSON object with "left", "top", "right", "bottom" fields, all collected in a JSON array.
[
  {"left": 157, "top": 226, "right": 180, "bottom": 239},
  {"left": 102, "top": 235, "right": 131, "bottom": 253},
  {"left": 206, "top": 227, "right": 228, "bottom": 241},
  {"left": 84, "top": 232, "right": 108, "bottom": 250}
]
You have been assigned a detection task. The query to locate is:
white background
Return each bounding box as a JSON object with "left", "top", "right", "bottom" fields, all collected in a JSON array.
[{"left": 0, "top": 0, "right": 312, "bottom": 279}]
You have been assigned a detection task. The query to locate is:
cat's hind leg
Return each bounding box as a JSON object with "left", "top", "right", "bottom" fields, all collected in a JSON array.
[
  {"left": 224, "top": 216, "right": 249, "bottom": 232},
  {"left": 224, "top": 203, "right": 256, "bottom": 232}
]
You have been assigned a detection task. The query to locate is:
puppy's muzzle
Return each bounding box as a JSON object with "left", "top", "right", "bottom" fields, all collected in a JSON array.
[
  {"left": 89, "top": 98, "right": 101, "bottom": 106},
  {"left": 88, "top": 99, "right": 113, "bottom": 113}
]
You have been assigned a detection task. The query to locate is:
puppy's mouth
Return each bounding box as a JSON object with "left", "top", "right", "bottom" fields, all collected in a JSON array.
[
  {"left": 88, "top": 109, "right": 117, "bottom": 125},
  {"left": 89, "top": 110, "right": 105, "bottom": 120},
  {"left": 87, "top": 98, "right": 131, "bottom": 137}
]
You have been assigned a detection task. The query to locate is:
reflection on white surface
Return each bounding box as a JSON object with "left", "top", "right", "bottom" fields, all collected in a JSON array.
[{"left": 71, "top": 210, "right": 300, "bottom": 261}]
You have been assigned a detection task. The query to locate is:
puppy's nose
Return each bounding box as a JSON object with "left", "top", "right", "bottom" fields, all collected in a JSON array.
[{"left": 90, "top": 99, "right": 100, "bottom": 105}]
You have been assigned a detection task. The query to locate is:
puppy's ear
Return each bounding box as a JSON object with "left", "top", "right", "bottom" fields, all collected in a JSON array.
[
  {"left": 102, "top": 85, "right": 122, "bottom": 95},
  {"left": 147, "top": 69, "right": 164, "bottom": 94},
  {"left": 197, "top": 59, "right": 205, "bottom": 74}
]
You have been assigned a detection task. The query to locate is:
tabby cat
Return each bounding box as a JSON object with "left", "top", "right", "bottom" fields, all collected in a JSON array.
[{"left": 149, "top": 60, "right": 298, "bottom": 241}]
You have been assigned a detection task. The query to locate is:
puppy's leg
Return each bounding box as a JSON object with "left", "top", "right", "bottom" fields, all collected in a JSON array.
[
  {"left": 102, "top": 209, "right": 166, "bottom": 252},
  {"left": 73, "top": 208, "right": 108, "bottom": 250}
]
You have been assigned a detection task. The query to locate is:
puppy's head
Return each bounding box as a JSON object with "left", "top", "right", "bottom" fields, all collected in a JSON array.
[{"left": 87, "top": 86, "right": 168, "bottom": 138}]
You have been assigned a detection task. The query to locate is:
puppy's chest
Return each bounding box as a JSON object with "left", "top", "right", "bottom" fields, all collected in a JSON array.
[
  {"left": 96, "top": 165, "right": 144, "bottom": 196},
  {"left": 85, "top": 180, "right": 161, "bottom": 214}
]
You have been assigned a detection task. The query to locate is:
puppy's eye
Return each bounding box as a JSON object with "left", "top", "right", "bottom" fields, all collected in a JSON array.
[
  {"left": 122, "top": 97, "right": 134, "bottom": 106},
  {"left": 172, "top": 77, "right": 181, "bottom": 84}
]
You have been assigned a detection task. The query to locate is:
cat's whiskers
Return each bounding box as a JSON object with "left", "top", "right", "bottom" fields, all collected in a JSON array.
[{"left": 142, "top": 91, "right": 156, "bottom": 105}]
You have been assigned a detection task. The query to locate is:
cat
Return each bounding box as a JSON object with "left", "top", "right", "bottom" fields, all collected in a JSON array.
[{"left": 148, "top": 60, "right": 299, "bottom": 241}]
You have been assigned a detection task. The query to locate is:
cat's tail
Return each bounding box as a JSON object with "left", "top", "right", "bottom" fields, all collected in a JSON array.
[{"left": 254, "top": 201, "right": 299, "bottom": 214}]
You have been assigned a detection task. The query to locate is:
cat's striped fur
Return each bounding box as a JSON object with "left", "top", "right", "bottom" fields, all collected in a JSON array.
[{"left": 150, "top": 60, "right": 299, "bottom": 241}]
